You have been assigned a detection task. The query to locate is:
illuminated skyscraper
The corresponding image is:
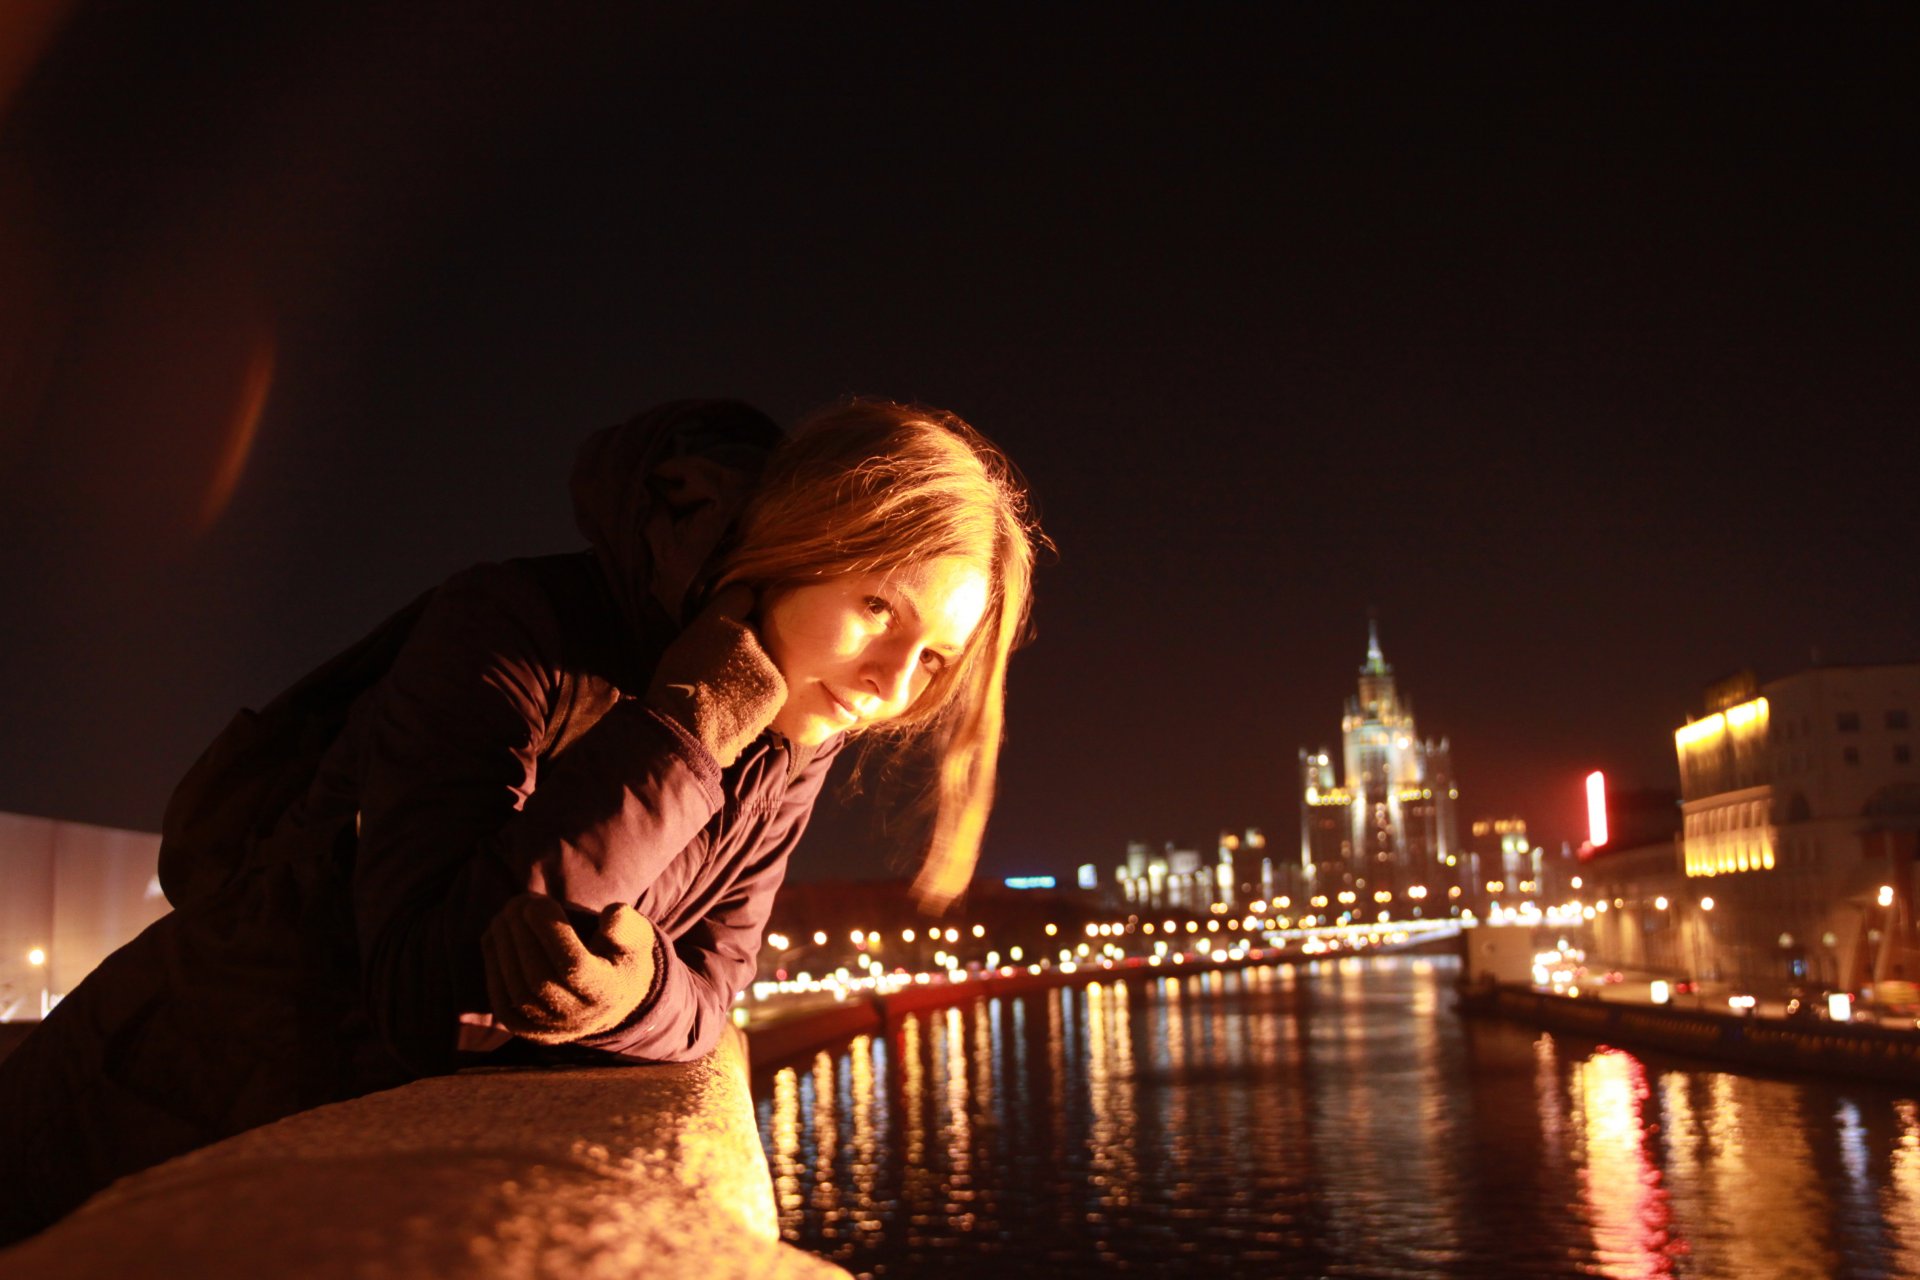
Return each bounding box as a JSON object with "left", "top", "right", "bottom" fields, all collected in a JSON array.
[{"left": 1299, "top": 620, "right": 1459, "bottom": 900}]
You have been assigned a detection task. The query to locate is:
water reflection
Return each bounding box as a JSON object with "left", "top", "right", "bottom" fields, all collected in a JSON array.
[
  {"left": 769, "top": 1058, "right": 802, "bottom": 1232},
  {"left": 942, "top": 1006, "right": 974, "bottom": 1233},
  {"left": 1084, "top": 981, "right": 1137, "bottom": 1216},
  {"left": 1570, "top": 1049, "right": 1675, "bottom": 1276},
  {"left": 810, "top": 1050, "right": 840, "bottom": 1225},
  {"left": 755, "top": 956, "right": 1920, "bottom": 1278},
  {"left": 849, "top": 1033, "right": 881, "bottom": 1247},
  {"left": 1889, "top": 1100, "right": 1920, "bottom": 1274}
]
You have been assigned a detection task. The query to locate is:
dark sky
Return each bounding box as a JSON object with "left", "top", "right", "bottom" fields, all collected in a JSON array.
[{"left": 1, "top": 2, "right": 1915, "bottom": 885}]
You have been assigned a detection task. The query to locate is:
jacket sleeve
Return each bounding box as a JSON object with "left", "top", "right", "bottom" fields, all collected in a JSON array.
[
  {"left": 573, "top": 746, "right": 826, "bottom": 1063},
  {"left": 350, "top": 563, "right": 725, "bottom": 1076}
]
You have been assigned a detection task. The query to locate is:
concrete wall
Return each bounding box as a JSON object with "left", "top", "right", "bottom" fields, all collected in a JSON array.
[
  {"left": 0, "top": 1025, "right": 847, "bottom": 1278},
  {"left": 0, "top": 812, "right": 167, "bottom": 1020}
]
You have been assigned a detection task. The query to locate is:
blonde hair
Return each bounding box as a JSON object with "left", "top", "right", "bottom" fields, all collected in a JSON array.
[{"left": 717, "top": 398, "right": 1042, "bottom": 911}]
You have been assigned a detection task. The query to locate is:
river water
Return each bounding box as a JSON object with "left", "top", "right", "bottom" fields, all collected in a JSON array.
[{"left": 753, "top": 954, "right": 1920, "bottom": 1278}]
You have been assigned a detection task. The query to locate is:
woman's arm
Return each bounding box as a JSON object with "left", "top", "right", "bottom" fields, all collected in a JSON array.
[
  {"left": 350, "top": 562, "right": 727, "bottom": 1075},
  {"left": 482, "top": 743, "right": 831, "bottom": 1064},
  {"left": 573, "top": 758, "right": 825, "bottom": 1062}
]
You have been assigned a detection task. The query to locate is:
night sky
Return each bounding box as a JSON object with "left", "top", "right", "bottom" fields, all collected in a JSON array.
[{"left": 1, "top": 3, "right": 1914, "bottom": 887}]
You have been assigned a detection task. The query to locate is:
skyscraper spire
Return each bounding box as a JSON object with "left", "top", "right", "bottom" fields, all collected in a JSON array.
[{"left": 1363, "top": 611, "right": 1389, "bottom": 675}]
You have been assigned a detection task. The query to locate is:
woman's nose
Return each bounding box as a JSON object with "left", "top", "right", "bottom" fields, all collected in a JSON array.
[{"left": 863, "top": 639, "right": 921, "bottom": 708}]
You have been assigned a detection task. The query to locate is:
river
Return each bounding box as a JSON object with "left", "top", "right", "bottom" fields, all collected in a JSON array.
[{"left": 754, "top": 954, "right": 1920, "bottom": 1278}]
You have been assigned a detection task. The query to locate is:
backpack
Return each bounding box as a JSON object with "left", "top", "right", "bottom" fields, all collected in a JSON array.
[
  {"left": 156, "top": 401, "right": 779, "bottom": 910},
  {"left": 156, "top": 590, "right": 435, "bottom": 909}
]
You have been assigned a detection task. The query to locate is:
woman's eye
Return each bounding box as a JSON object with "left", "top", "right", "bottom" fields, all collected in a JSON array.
[
  {"left": 919, "top": 649, "right": 947, "bottom": 673},
  {"left": 863, "top": 596, "right": 892, "bottom": 621}
]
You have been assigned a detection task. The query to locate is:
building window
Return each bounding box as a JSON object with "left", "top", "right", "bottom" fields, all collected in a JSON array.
[
  {"left": 1844, "top": 746, "right": 1860, "bottom": 766},
  {"left": 1891, "top": 709, "right": 1911, "bottom": 730},
  {"left": 1899, "top": 745, "right": 1913, "bottom": 766},
  {"left": 1838, "top": 712, "right": 1861, "bottom": 732}
]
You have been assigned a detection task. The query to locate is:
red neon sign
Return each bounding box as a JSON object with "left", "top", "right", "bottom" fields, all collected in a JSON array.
[{"left": 1586, "top": 770, "right": 1609, "bottom": 848}]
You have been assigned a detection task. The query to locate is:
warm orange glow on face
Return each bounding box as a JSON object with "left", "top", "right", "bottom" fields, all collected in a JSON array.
[
  {"left": 197, "top": 328, "right": 276, "bottom": 531},
  {"left": 762, "top": 556, "right": 990, "bottom": 747}
]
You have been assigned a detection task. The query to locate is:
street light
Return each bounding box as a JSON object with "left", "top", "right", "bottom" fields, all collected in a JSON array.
[{"left": 27, "top": 946, "right": 48, "bottom": 1020}]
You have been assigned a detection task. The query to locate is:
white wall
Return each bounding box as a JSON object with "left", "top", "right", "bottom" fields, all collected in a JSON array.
[{"left": 0, "top": 811, "right": 168, "bottom": 1020}]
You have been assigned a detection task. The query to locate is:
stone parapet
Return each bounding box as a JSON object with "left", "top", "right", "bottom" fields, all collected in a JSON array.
[{"left": 0, "top": 1025, "right": 847, "bottom": 1279}]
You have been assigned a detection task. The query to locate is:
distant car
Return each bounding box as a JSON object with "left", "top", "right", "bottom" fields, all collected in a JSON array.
[
  {"left": 1602, "top": 971, "right": 1624, "bottom": 984},
  {"left": 1672, "top": 979, "right": 1698, "bottom": 995}
]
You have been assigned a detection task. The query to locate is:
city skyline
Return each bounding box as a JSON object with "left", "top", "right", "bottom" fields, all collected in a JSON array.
[{"left": 1, "top": 5, "right": 1913, "bottom": 887}]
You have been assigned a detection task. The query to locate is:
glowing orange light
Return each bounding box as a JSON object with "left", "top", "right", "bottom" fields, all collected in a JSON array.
[
  {"left": 196, "top": 328, "right": 276, "bottom": 531},
  {"left": 0, "top": 1, "right": 77, "bottom": 127},
  {"left": 1586, "top": 771, "right": 1609, "bottom": 848}
]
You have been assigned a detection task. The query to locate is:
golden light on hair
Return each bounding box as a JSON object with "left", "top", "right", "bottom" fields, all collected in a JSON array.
[{"left": 718, "top": 397, "right": 1046, "bottom": 914}]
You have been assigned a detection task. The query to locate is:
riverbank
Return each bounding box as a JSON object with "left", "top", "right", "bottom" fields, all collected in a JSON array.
[
  {"left": 1455, "top": 978, "right": 1920, "bottom": 1086},
  {"left": 744, "top": 929, "right": 1460, "bottom": 1070}
]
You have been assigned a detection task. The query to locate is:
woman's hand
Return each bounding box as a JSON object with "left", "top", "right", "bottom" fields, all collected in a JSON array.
[
  {"left": 645, "top": 585, "right": 787, "bottom": 768},
  {"left": 482, "top": 894, "right": 659, "bottom": 1043}
]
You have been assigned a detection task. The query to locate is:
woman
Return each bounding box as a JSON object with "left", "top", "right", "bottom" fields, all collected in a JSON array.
[{"left": 0, "top": 397, "right": 1041, "bottom": 1243}]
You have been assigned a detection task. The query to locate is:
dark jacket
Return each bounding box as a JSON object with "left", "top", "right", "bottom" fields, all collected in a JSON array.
[
  {"left": 331, "top": 551, "right": 840, "bottom": 1076},
  {"left": 0, "top": 403, "right": 833, "bottom": 1243}
]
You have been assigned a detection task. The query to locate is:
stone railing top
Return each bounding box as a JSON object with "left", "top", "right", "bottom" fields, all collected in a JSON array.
[{"left": 0, "top": 1026, "right": 846, "bottom": 1279}]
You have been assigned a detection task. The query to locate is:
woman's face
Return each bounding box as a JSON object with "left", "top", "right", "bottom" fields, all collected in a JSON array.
[{"left": 759, "top": 555, "right": 992, "bottom": 746}]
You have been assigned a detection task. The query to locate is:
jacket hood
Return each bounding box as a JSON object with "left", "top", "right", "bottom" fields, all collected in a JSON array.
[{"left": 569, "top": 400, "right": 783, "bottom": 646}]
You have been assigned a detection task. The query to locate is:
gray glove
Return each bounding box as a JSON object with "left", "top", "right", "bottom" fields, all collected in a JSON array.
[
  {"left": 645, "top": 585, "right": 787, "bottom": 768},
  {"left": 482, "top": 893, "right": 658, "bottom": 1044}
]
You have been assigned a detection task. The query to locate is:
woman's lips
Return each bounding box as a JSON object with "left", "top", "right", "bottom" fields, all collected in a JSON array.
[{"left": 823, "top": 685, "right": 860, "bottom": 723}]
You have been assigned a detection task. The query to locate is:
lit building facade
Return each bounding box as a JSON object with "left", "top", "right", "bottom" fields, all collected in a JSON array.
[
  {"left": 1672, "top": 665, "right": 1920, "bottom": 992},
  {"left": 1116, "top": 841, "right": 1205, "bottom": 911},
  {"left": 1298, "top": 621, "right": 1460, "bottom": 902},
  {"left": 1115, "top": 829, "right": 1273, "bottom": 913},
  {"left": 1463, "top": 817, "right": 1536, "bottom": 912},
  {"left": 1469, "top": 818, "right": 1532, "bottom": 890},
  {"left": 1578, "top": 789, "right": 1687, "bottom": 980},
  {"left": 1218, "top": 828, "right": 1274, "bottom": 907}
]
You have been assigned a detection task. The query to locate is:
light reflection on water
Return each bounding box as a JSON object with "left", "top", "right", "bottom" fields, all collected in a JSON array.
[{"left": 756, "top": 955, "right": 1920, "bottom": 1278}]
